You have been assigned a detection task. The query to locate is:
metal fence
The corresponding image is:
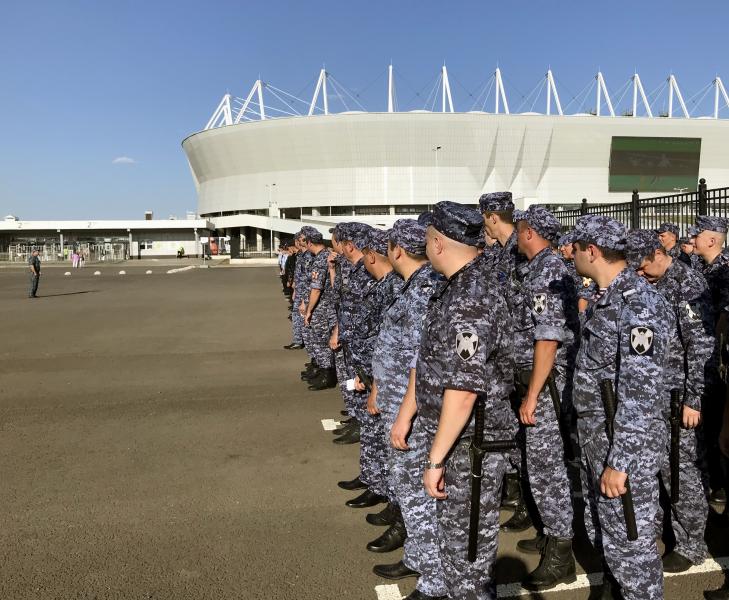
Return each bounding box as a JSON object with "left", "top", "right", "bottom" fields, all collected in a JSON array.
[{"left": 552, "top": 178, "right": 729, "bottom": 238}]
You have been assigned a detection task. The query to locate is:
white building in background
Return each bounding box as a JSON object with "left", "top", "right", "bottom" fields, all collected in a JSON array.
[{"left": 182, "top": 66, "right": 729, "bottom": 255}]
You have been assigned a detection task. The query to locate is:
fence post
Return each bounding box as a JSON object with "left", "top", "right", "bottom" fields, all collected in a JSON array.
[
  {"left": 698, "top": 178, "right": 708, "bottom": 215},
  {"left": 631, "top": 189, "right": 640, "bottom": 229},
  {"left": 580, "top": 198, "right": 588, "bottom": 215}
]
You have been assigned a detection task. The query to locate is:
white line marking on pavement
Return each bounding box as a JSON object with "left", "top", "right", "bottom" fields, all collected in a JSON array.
[
  {"left": 321, "top": 419, "right": 340, "bottom": 431},
  {"left": 166, "top": 265, "right": 196, "bottom": 274},
  {"left": 496, "top": 556, "right": 729, "bottom": 597},
  {"left": 375, "top": 584, "right": 404, "bottom": 600}
]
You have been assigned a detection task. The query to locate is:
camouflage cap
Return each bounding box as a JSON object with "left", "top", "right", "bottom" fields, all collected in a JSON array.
[
  {"left": 417, "top": 211, "right": 434, "bottom": 227},
  {"left": 569, "top": 215, "right": 627, "bottom": 251},
  {"left": 431, "top": 201, "right": 484, "bottom": 248},
  {"left": 625, "top": 229, "right": 662, "bottom": 268},
  {"left": 558, "top": 232, "right": 575, "bottom": 247},
  {"left": 479, "top": 191, "right": 514, "bottom": 213},
  {"left": 513, "top": 205, "right": 563, "bottom": 242},
  {"left": 301, "top": 225, "right": 323, "bottom": 243},
  {"left": 687, "top": 225, "right": 699, "bottom": 237},
  {"left": 656, "top": 222, "right": 679, "bottom": 236},
  {"left": 340, "top": 222, "right": 373, "bottom": 249},
  {"left": 696, "top": 215, "right": 728, "bottom": 234},
  {"left": 389, "top": 219, "right": 427, "bottom": 255},
  {"left": 363, "top": 228, "right": 390, "bottom": 255}
]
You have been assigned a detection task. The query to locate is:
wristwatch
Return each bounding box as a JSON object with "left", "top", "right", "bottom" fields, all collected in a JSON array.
[{"left": 425, "top": 460, "right": 445, "bottom": 470}]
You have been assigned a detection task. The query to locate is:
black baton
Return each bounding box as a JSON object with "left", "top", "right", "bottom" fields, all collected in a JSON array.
[
  {"left": 546, "top": 371, "right": 561, "bottom": 421},
  {"left": 669, "top": 388, "right": 681, "bottom": 505},
  {"left": 468, "top": 394, "right": 517, "bottom": 562},
  {"left": 599, "top": 379, "right": 639, "bottom": 542}
]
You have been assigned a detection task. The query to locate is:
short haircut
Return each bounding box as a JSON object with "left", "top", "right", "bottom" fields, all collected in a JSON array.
[
  {"left": 484, "top": 209, "right": 513, "bottom": 224},
  {"left": 387, "top": 239, "right": 426, "bottom": 260},
  {"left": 575, "top": 240, "right": 625, "bottom": 263}
]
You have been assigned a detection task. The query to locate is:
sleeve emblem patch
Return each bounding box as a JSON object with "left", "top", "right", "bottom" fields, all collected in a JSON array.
[
  {"left": 685, "top": 302, "right": 700, "bottom": 322},
  {"left": 532, "top": 293, "right": 547, "bottom": 315},
  {"left": 456, "top": 331, "right": 479, "bottom": 361},
  {"left": 630, "top": 326, "right": 654, "bottom": 356}
]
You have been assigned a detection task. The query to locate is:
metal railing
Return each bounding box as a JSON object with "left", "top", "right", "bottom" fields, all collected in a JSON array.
[{"left": 552, "top": 178, "right": 729, "bottom": 236}]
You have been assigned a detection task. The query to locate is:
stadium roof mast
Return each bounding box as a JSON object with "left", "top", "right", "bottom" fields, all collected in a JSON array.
[
  {"left": 668, "top": 74, "right": 689, "bottom": 118},
  {"left": 494, "top": 67, "right": 509, "bottom": 114},
  {"left": 205, "top": 93, "right": 233, "bottom": 129},
  {"left": 388, "top": 63, "right": 395, "bottom": 113},
  {"left": 308, "top": 68, "right": 329, "bottom": 116},
  {"left": 441, "top": 65, "right": 454, "bottom": 113},
  {"left": 546, "top": 69, "right": 563, "bottom": 116},
  {"left": 233, "top": 80, "right": 266, "bottom": 124},
  {"left": 632, "top": 73, "right": 653, "bottom": 117},
  {"left": 715, "top": 77, "right": 729, "bottom": 118},
  {"left": 596, "top": 71, "right": 615, "bottom": 117}
]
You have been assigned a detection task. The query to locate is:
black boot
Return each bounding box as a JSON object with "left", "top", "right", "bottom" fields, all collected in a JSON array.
[
  {"left": 597, "top": 577, "right": 614, "bottom": 600},
  {"left": 501, "top": 472, "right": 521, "bottom": 510},
  {"left": 308, "top": 368, "right": 337, "bottom": 390},
  {"left": 372, "top": 559, "right": 419, "bottom": 580},
  {"left": 338, "top": 475, "right": 367, "bottom": 491},
  {"left": 367, "top": 521, "right": 406, "bottom": 552},
  {"left": 522, "top": 536, "right": 576, "bottom": 591},
  {"left": 705, "top": 587, "right": 729, "bottom": 600},
  {"left": 367, "top": 503, "right": 398, "bottom": 526},
  {"left": 662, "top": 551, "right": 694, "bottom": 573},
  {"left": 333, "top": 426, "right": 360, "bottom": 445},
  {"left": 333, "top": 420, "right": 356, "bottom": 435},
  {"left": 500, "top": 493, "right": 532, "bottom": 532},
  {"left": 516, "top": 532, "right": 546, "bottom": 555},
  {"left": 301, "top": 364, "right": 318, "bottom": 380},
  {"left": 346, "top": 489, "right": 387, "bottom": 509}
]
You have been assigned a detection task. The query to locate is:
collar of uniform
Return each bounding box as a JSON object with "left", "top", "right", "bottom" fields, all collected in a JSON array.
[
  {"left": 530, "top": 246, "right": 553, "bottom": 266},
  {"left": 448, "top": 254, "right": 482, "bottom": 283},
  {"left": 595, "top": 267, "right": 635, "bottom": 308},
  {"left": 402, "top": 262, "right": 430, "bottom": 290}
]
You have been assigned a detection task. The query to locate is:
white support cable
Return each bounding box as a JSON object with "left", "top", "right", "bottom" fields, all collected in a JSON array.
[
  {"left": 327, "top": 77, "right": 349, "bottom": 111},
  {"left": 441, "top": 65, "right": 454, "bottom": 113},
  {"left": 264, "top": 86, "right": 302, "bottom": 116},
  {"left": 265, "top": 84, "right": 313, "bottom": 108},
  {"left": 234, "top": 81, "right": 262, "bottom": 124},
  {"left": 632, "top": 73, "right": 653, "bottom": 118},
  {"left": 596, "top": 71, "right": 615, "bottom": 116},
  {"left": 546, "top": 70, "right": 563, "bottom": 116},
  {"left": 470, "top": 76, "right": 494, "bottom": 112},
  {"left": 667, "top": 74, "right": 689, "bottom": 118},
  {"left": 327, "top": 74, "right": 368, "bottom": 112},
  {"left": 495, "top": 67, "right": 509, "bottom": 114},
  {"left": 205, "top": 93, "right": 233, "bottom": 130},
  {"left": 715, "top": 77, "right": 729, "bottom": 118},
  {"left": 423, "top": 72, "right": 442, "bottom": 112},
  {"left": 388, "top": 63, "right": 395, "bottom": 113}
]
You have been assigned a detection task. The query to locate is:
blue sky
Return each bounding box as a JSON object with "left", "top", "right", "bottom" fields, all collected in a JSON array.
[{"left": 1, "top": 0, "right": 728, "bottom": 219}]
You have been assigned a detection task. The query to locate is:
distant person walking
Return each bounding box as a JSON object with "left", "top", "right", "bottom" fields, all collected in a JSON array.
[
  {"left": 28, "top": 249, "right": 41, "bottom": 298},
  {"left": 71, "top": 250, "right": 79, "bottom": 268}
]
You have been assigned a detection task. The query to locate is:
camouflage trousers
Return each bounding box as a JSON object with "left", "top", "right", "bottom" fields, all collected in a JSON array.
[
  {"left": 291, "top": 307, "right": 304, "bottom": 345},
  {"left": 385, "top": 415, "right": 448, "bottom": 597},
  {"left": 524, "top": 387, "right": 574, "bottom": 539},
  {"left": 305, "top": 307, "right": 333, "bottom": 369},
  {"left": 358, "top": 407, "right": 388, "bottom": 497},
  {"left": 334, "top": 349, "right": 355, "bottom": 416},
  {"left": 659, "top": 424, "right": 708, "bottom": 564},
  {"left": 438, "top": 436, "right": 507, "bottom": 600},
  {"left": 578, "top": 422, "right": 665, "bottom": 600}
]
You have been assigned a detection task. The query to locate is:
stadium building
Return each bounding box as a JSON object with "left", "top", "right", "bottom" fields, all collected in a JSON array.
[{"left": 182, "top": 66, "right": 729, "bottom": 255}]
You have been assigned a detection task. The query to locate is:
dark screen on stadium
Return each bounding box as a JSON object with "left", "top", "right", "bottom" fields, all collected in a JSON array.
[{"left": 608, "top": 137, "right": 701, "bottom": 192}]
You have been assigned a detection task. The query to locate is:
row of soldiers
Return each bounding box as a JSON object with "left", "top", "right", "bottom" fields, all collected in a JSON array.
[{"left": 280, "top": 194, "right": 729, "bottom": 600}]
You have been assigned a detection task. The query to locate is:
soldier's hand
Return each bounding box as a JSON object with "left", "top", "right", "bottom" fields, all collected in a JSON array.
[
  {"left": 424, "top": 467, "right": 447, "bottom": 499},
  {"left": 519, "top": 395, "right": 538, "bottom": 426},
  {"left": 354, "top": 376, "right": 365, "bottom": 392},
  {"left": 298, "top": 302, "right": 306, "bottom": 316},
  {"left": 328, "top": 333, "right": 339, "bottom": 351},
  {"left": 600, "top": 466, "right": 628, "bottom": 499},
  {"left": 390, "top": 416, "right": 411, "bottom": 450},
  {"left": 682, "top": 405, "right": 701, "bottom": 429},
  {"left": 367, "top": 390, "right": 379, "bottom": 415},
  {"left": 304, "top": 313, "right": 311, "bottom": 326}
]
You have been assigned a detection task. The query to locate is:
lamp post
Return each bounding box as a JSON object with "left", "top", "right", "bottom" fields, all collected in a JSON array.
[
  {"left": 432, "top": 146, "right": 442, "bottom": 204},
  {"left": 266, "top": 183, "right": 277, "bottom": 258}
]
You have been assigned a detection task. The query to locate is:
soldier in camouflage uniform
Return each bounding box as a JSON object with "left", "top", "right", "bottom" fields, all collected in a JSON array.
[
  {"left": 625, "top": 229, "right": 714, "bottom": 572},
  {"left": 479, "top": 191, "right": 532, "bottom": 531},
  {"left": 692, "top": 216, "right": 729, "bottom": 508},
  {"left": 350, "top": 228, "right": 405, "bottom": 543},
  {"left": 420, "top": 201, "right": 515, "bottom": 600},
  {"left": 302, "top": 228, "right": 338, "bottom": 390},
  {"left": 568, "top": 215, "right": 676, "bottom": 600},
  {"left": 285, "top": 234, "right": 307, "bottom": 350},
  {"left": 510, "top": 205, "right": 579, "bottom": 590},
  {"left": 369, "top": 219, "right": 448, "bottom": 598},
  {"left": 295, "top": 229, "right": 316, "bottom": 365},
  {"left": 657, "top": 222, "right": 681, "bottom": 259},
  {"left": 559, "top": 233, "right": 596, "bottom": 312}
]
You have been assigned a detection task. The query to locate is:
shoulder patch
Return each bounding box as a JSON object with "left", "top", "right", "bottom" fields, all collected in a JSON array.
[
  {"left": 685, "top": 301, "right": 701, "bottom": 322},
  {"left": 629, "top": 326, "right": 654, "bottom": 356},
  {"left": 455, "top": 330, "right": 479, "bottom": 361},
  {"left": 532, "top": 293, "right": 547, "bottom": 315}
]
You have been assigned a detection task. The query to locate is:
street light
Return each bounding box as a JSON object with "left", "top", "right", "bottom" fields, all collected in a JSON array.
[
  {"left": 266, "top": 183, "right": 277, "bottom": 258},
  {"left": 432, "top": 146, "right": 442, "bottom": 204}
]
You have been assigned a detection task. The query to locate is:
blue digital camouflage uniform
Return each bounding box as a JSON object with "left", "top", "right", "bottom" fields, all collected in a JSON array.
[
  {"left": 331, "top": 251, "right": 353, "bottom": 405},
  {"left": 350, "top": 267, "right": 403, "bottom": 499},
  {"left": 417, "top": 252, "right": 515, "bottom": 600},
  {"left": 626, "top": 229, "right": 713, "bottom": 565},
  {"left": 373, "top": 253, "right": 445, "bottom": 596},
  {"left": 571, "top": 216, "right": 676, "bottom": 600},
  {"left": 512, "top": 206, "right": 579, "bottom": 541},
  {"left": 290, "top": 249, "right": 307, "bottom": 346},
  {"left": 306, "top": 247, "right": 335, "bottom": 370}
]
